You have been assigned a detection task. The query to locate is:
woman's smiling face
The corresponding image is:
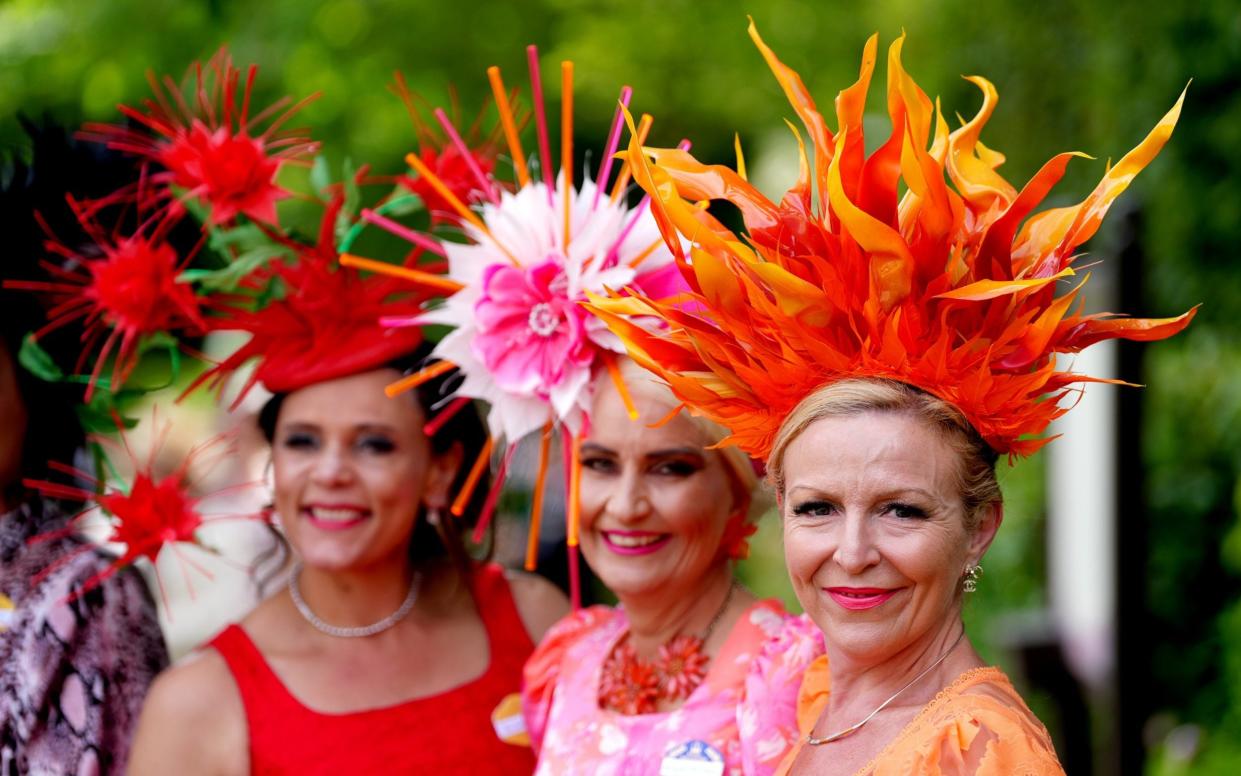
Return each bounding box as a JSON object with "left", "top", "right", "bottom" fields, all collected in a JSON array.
[
  {"left": 781, "top": 410, "right": 997, "bottom": 665},
  {"left": 578, "top": 377, "right": 739, "bottom": 600},
  {"left": 270, "top": 368, "right": 456, "bottom": 572}
]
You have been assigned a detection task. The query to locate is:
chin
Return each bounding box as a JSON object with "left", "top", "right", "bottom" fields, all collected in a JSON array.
[{"left": 587, "top": 556, "right": 671, "bottom": 600}]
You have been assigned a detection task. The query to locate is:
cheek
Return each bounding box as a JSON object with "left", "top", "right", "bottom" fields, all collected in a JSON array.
[
  {"left": 782, "top": 521, "right": 825, "bottom": 585},
  {"left": 577, "top": 472, "right": 608, "bottom": 531},
  {"left": 888, "top": 529, "right": 966, "bottom": 592},
  {"left": 658, "top": 480, "right": 727, "bottom": 541}
]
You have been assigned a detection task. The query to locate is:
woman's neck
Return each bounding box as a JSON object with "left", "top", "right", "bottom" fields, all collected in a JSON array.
[
  {"left": 825, "top": 618, "right": 981, "bottom": 720},
  {"left": 619, "top": 563, "right": 736, "bottom": 659},
  {"left": 293, "top": 555, "right": 420, "bottom": 629}
]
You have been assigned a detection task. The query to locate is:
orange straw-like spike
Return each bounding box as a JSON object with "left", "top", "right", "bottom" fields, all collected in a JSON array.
[
  {"left": 384, "top": 360, "right": 456, "bottom": 397},
  {"left": 451, "top": 436, "right": 494, "bottom": 517},
  {"left": 611, "top": 113, "right": 653, "bottom": 202},
  {"left": 487, "top": 66, "right": 531, "bottom": 188},
  {"left": 339, "top": 254, "right": 464, "bottom": 294},
  {"left": 561, "top": 61, "right": 574, "bottom": 249},
  {"left": 626, "top": 236, "right": 668, "bottom": 270},
  {"left": 602, "top": 352, "right": 639, "bottom": 420},
  {"left": 524, "top": 421, "right": 554, "bottom": 571},
  {"left": 567, "top": 431, "right": 581, "bottom": 547},
  {"left": 404, "top": 152, "right": 521, "bottom": 267},
  {"left": 404, "top": 152, "right": 488, "bottom": 233}
]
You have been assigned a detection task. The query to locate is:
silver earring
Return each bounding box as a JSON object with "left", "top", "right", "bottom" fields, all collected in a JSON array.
[
  {"left": 963, "top": 564, "right": 984, "bottom": 593},
  {"left": 425, "top": 506, "right": 442, "bottom": 527}
]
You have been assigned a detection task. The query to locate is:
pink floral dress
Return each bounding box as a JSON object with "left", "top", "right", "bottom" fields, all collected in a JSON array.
[{"left": 522, "top": 600, "right": 823, "bottom": 776}]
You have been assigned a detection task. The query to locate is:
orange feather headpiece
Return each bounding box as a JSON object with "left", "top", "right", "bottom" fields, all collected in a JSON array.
[{"left": 588, "top": 23, "right": 1197, "bottom": 461}]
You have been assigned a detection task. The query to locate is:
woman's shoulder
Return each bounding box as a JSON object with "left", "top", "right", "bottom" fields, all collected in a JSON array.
[
  {"left": 521, "top": 603, "right": 617, "bottom": 696},
  {"left": 503, "top": 568, "right": 571, "bottom": 642},
  {"left": 126, "top": 648, "right": 248, "bottom": 775},
  {"left": 883, "top": 667, "right": 1064, "bottom": 775}
]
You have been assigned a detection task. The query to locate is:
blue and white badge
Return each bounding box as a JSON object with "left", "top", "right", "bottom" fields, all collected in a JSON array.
[{"left": 658, "top": 739, "right": 725, "bottom": 776}]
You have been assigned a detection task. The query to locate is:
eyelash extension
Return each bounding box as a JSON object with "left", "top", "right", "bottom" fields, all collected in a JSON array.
[
  {"left": 887, "top": 502, "right": 929, "bottom": 519},
  {"left": 281, "top": 434, "right": 317, "bottom": 449},
  {"left": 653, "top": 460, "right": 700, "bottom": 476},
  {"left": 358, "top": 437, "right": 396, "bottom": 453},
  {"left": 791, "top": 500, "right": 834, "bottom": 516}
]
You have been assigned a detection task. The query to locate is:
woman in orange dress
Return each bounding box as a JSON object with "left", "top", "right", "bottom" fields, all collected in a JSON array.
[{"left": 587, "top": 20, "right": 1196, "bottom": 776}]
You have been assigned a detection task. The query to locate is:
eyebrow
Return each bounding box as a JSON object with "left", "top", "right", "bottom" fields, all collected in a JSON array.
[
  {"left": 786, "top": 484, "right": 941, "bottom": 503},
  {"left": 579, "top": 443, "right": 706, "bottom": 460},
  {"left": 279, "top": 421, "right": 399, "bottom": 435}
]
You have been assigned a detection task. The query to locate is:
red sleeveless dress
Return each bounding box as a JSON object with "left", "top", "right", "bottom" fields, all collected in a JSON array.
[{"left": 209, "top": 563, "right": 537, "bottom": 775}]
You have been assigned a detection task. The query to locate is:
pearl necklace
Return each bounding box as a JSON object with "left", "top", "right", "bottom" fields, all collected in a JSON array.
[
  {"left": 806, "top": 629, "right": 967, "bottom": 746},
  {"left": 288, "top": 563, "right": 421, "bottom": 639}
]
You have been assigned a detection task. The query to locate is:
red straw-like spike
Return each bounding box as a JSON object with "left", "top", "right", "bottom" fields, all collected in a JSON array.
[
  {"left": 423, "top": 396, "right": 472, "bottom": 437},
  {"left": 594, "top": 86, "right": 633, "bottom": 209},
  {"left": 527, "top": 45, "right": 555, "bottom": 200},
  {"left": 434, "top": 108, "right": 499, "bottom": 204},
  {"left": 611, "top": 112, "right": 653, "bottom": 202},
  {"left": 471, "top": 442, "right": 517, "bottom": 543},
  {"left": 358, "top": 210, "right": 448, "bottom": 257},
  {"left": 561, "top": 61, "right": 574, "bottom": 249},
  {"left": 568, "top": 541, "right": 581, "bottom": 611}
]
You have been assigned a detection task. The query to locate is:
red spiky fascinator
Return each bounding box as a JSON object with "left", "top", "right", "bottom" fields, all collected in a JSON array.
[
  {"left": 81, "top": 47, "right": 319, "bottom": 226},
  {"left": 588, "top": 23, "right": 1197, "bottom": 460},
  {"left": 185, "top": 198, "right": 432, "bottom": 403}
]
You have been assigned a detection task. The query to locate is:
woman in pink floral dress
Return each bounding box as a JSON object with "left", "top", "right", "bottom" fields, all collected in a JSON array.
[{"left": 522, "top": 360, "right": 821, "bottom": 775}]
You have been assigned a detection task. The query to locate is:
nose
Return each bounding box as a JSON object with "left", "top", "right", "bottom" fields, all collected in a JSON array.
[
  {"left": 601, "top": 469, "right": 651, "bottom": 524},
  {"left": 309, "top": 443, "right": 354, "bottom": 487},
  {"left": 834, "top": 512, "right": 880, "bottom": 575}
]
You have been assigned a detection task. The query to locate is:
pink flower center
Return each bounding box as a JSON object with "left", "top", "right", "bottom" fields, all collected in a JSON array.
[{"left": 527, "top": 302, "right": 560, "bottom": 337}]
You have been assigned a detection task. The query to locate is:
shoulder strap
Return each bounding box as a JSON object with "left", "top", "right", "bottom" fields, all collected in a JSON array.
[{"left": 209, "top": 624, "right": 302, "bottom": 723}]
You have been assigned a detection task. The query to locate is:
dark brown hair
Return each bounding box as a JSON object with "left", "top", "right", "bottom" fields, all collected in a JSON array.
[{"left": 254, "top": 343, "right": 492, "bottom": 587}]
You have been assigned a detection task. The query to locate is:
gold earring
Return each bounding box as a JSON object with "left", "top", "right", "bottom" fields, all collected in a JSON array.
[{"left": 963, "top": 564, "right": 984, "bottom": 593}]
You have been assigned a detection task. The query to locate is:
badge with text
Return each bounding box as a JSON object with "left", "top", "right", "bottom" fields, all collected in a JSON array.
[
  {"left": 491, "top": 692, "right": 530, "bottom": 746},
  {"left": 659, "top": 739, "right": 725, "bottom": 776}
]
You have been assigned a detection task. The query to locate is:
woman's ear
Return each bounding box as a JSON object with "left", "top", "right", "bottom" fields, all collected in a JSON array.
[
  {"left": 424, "top": 441, "right": 464, "bottom": 510},
  {"left": 967, "top": 501, "right": 1004, "bottom": 564}
]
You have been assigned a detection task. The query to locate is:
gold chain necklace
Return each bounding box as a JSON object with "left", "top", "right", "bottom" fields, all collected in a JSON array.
[{"left": 806, "top": 629, "right": 966, "bottom": 746}]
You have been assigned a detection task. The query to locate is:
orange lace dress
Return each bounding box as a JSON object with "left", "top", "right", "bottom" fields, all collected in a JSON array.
[{"left": 776, "top": 658, "right": 1065, "bottom": 776}]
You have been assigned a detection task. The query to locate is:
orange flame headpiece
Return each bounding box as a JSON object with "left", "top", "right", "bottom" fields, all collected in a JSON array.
[{"left": 589, "top": 23, "right": 1196, "bottom": 460}]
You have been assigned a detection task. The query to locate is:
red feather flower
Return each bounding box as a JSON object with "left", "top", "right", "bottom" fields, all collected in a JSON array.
[
  {"left": 657, "top": 635, "right": 711, "bottom": 700},
  {"left": 3, "top": 196, "right": 206, "bottom": 400},
  {"left": 390, "top": 73, "right": 507, "bottom": 225},
  {"left": 81, "top": 47, "right": 319, "bottom": 226},
  {"left": 183, "top": 196, "right": 434, "bottom": 405},
  {"left": 599, "top": 641, "right": 662, "bottom": 715},
  {"left": 22, "top": 417, "right": 264, "bottom": 607}
]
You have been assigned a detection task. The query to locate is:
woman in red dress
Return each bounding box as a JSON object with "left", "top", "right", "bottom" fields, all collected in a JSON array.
[{"left": 127, "top": 252, "right": 567, "bottom": 774}]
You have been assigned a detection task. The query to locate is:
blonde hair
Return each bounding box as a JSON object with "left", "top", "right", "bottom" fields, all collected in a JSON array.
[
  {"left": 767, "top": 378, "right": 1001, "bottom": 531},
  {"left": 614, "top": 358, "right": 769, "bottom": 522}
]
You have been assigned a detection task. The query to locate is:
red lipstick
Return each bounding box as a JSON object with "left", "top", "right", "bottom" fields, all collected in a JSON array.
[{"left": 825, "top": 587, "right": 899, "bottom": 611}]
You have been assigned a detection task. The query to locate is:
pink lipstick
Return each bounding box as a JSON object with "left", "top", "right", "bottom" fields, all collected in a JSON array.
[
  {"left": 825, "top": 587, "right": 900, "bottom": 611},
  {"left": 601, "top": 530, "right": 671, "bottom": 556},
  {"left": 302, "top": 504, "right": 370, "bottom": 531}
]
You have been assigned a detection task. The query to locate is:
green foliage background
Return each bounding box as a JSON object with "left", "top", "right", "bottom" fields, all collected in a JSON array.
[{"left": 2, "top": 0, "right": 1237, "bottom": 771}]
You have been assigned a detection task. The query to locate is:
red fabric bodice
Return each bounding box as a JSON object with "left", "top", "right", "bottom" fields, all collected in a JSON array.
[{"left": 209, "top": 563, "right": 537, "bottom": 775}]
